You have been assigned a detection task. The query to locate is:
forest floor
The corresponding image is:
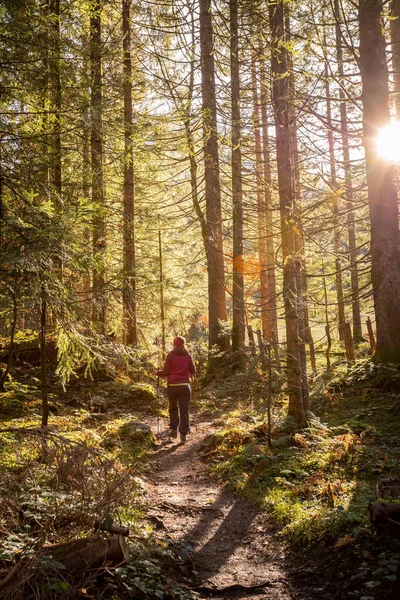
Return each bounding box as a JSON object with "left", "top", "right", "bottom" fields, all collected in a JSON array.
[
  {"left": 143, "top": 413, "right": 332, "bottom": 600},
  {"left": 1, "top": 340, "right": 400, "bottom": 599}
]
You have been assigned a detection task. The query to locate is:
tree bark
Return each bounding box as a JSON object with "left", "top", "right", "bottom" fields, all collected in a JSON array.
[
  {"left": 199, "top": 0, "right": 230, "bottom": 358},
  {"left": 82, "top": 112, "right": 92, "bottom": 303},
  {"left": 0, "top": 140, "right": 3, "bottom": 254},
  {"left": 90, "top": 0, "right": 106, "bottom": 333},
  {"left": 269, "top": 0, "right": 304, "bottom": 425},
  {"left": 251, "top": 51, "right": 270, "bottom": 343},
  {"left": 391, "top": 0, "right": 400, "bottom": 116},
  {"left": 49, "top": 0, "right": 62, "bottom": 202},
  {"left": 259, "top": 53, "right": 279, "bottom": 346},
  {"left": 324, "top": 59, "right": 346, "bottom": 341},
  {"left": 122, "top": 0, "right": 137, "bottom": 346},
  {"left": 186, "top": 10, "right": 208, "bottom": 253},
  {"left": 43, "top": 535, "right": 129, "bottom": 578},
  {"left": 358, "top": 0, "right": 400, "bottom": 362},
  {"left": 230, "top": 0, "right": 245, "bottom": 354},
  {"left": 40, "top": 288, "right": 49, "bottom": 427},
  {"left": 334, "top": 0, "right": 362, "bottom": 342},
  {"left": 0, "top": 291, "right": 17, "bottom": 393},
  {"left": 285, "top": 8, "right": 309, "bottom": 407}
]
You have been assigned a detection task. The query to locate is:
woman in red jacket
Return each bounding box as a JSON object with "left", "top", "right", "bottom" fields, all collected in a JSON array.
[{"left": 156, "top": 336, "right": 196, "bottom": 444}]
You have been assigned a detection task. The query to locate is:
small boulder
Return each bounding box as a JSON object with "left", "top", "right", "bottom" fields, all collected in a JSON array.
[
  {"left": 119, "top": 420, "right": 155, "bottom": 443},
  {"left": 89, "top": 396, "right": 109, "bottom": 413},
  {"left": 131, "top": 384, "right": 156, "bottom": 404},
  {"left": 240, "top": 414, "right": 256, "bottom": 424}
]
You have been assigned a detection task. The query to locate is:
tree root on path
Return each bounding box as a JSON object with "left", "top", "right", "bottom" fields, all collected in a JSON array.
[{"left": 194, "top": 580, "right": 275, "bottom": 595}]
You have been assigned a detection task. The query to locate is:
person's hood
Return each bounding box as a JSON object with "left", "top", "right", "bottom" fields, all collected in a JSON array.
[{"left": 171, "top": 347, "right": 188, "bottom": 355}]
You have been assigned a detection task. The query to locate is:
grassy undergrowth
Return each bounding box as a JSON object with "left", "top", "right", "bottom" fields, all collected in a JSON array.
[
  {"left": 198, "top": 358, "right": 400, "bottom": 597},
  {"left": 0, "top": 374, "right": 197, "bottom": 599}
]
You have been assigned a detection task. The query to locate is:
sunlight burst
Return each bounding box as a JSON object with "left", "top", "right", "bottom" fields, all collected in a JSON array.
[{"left": 376, "top": 121, "right": 400, "bottom": 163}]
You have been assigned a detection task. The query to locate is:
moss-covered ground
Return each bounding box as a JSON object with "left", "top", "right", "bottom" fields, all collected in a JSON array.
[
  {"left": 1, "top": 335, "right": 400, "bottom": 599},
  {"left": 0, "top": 351, "right": 198, "bottom": 600},
  {"left": 194, "top": 357, "right": 400, "bottom": 599}
]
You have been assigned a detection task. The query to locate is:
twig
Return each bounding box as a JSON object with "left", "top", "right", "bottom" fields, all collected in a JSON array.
[{"left": 0, "top": 560, "right": 25, "bottom": 590}]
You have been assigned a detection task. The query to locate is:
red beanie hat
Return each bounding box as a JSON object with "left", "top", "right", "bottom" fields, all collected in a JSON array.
[{"left": 173, "top": 336, "right": 185, "bottom": 346}]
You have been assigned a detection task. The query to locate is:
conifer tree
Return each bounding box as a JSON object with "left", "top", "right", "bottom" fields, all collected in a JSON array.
[
  {"left": 199, "top": 0, "right": 230, "bottom": 357},
  {"left": 122, "top": 0, "right": 137, "bottom": 346},
  {"left": 230, "top": 0, "right": 246, "bottom": 354},
  {"left": 359, "top": 0, "right": 400, "bottom": 362}
]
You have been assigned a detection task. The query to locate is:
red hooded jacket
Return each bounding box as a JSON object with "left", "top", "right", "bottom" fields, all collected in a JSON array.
[{"left": 157, "top": 347, "right": 196, "bottom": 384}]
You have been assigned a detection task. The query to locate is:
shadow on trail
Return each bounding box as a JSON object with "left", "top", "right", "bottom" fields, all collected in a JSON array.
[
  {"left": 152, "top": 417, "right": 262, "bottom": 583},
  {"left": 154, "top": 439, "right": 186, "bottom": 458},
  {"left": 183, "top": 488, "right": 258, "bottom": 580}
]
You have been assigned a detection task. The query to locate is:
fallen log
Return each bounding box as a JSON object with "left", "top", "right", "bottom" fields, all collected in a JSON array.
[
  {"left": 0, "top": 535, "right": 129, "bottom": 593},
  {"left": 43, "top": 534, "right": 129, "bottom": 578},
  {"left": 368, "top": 501, "right": 400, "bottom": 534},
  {"left": 62, "top": 534, "right": 129, "bottom": 576},
  {"left": 43, "top": 535, "right": 102, "bottom": 558}
]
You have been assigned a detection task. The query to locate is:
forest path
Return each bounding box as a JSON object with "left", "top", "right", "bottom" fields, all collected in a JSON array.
[{"left": 142, "top": 414, "right": 331, "bottom": 600}]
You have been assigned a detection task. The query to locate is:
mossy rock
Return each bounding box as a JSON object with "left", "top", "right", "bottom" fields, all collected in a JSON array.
[
  {"left": 97, "top": 382, "right": 157, "bottom": 410},
  {"left": 130, "top": 383, "right": 157, "bottom": 409},
  {"left": 119, "top": 420, "right": 155, "bottom": 444}
]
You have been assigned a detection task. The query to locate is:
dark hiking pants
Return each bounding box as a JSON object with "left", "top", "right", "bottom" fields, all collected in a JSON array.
[{"left": 167, "top": 384, "right": 191, "bottom": 434}]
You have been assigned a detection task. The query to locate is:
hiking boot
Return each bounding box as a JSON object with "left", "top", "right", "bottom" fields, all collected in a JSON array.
[
  {"left": 169, "top": 429, "right": 178, "bottom": 438},
  {"left": 180, "top": 433, "right": 187, "bottom": 444}
]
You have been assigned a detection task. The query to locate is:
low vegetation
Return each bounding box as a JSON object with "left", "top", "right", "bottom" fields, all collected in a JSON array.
[
  {"left": 197, "top": 357, "right": 400, "bottom": 598},
  {"left": 1, "top": 335, "right": 400, "bottom": 599},
  {"left": 0, "top": 348, "right": 198, "bottom": 599}
]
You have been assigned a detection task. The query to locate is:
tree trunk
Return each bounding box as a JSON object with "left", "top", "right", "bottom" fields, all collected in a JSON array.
[
  {"left": 0, "top": 292, "right": 17, "bottom": 393},
  {"left": 259, "top": 53, "right": 279, "bottom": 346},
  {"left": 199, "top": 0, "right": 230, "bottom": 357},
  {"left": 122, "top": 0, "right": 137, "bottom": 346},
  {"left": 391, "top": 0, "right": 400, "bottom": 116},
  {"left": 324, "top": 59, "right": 346, "bottom": 341},
  {"left": 159, "top": 230, "right": 166, "bottom": 357},
  {"left": 90, "top": 1, "right": 106, "bottom": 333},
  {"left": 251, "top": 51, "right": 270, "bottom": 343},
  {"left": 334, "top": 0, "right": 363, "bottom": 342},
  {"left": 358, "top": 0, "right": 400, "bottom": 362},
  {"left": 185, "top": 10, "right": 208, "bottom": 253},
  {"left": 230, "top": 0, "right": 245, "bottom": 354},
  {"left": 269, "top": 0, "right": 304, "bottom": 426},
  {"left": 285, "top": 8, "right": 309, "bottom": 407},
  {"left": 40, "top": 289, "right": 49, "bottom": 427},
  {"left": 323, "top": 260, "right": 332, "bottom": 369},
  {"left": 0, "top": 140, "right": 3, "bottom": 253},
  {"left": 82, "top": 111, "right": 92, "bottom": 303},
  {"left": 49, "top": 0, "right": 62, "bottom": 202}
]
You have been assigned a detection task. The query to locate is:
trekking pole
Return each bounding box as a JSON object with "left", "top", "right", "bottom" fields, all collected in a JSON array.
[
  {"left": 191, "top": 377, "right": 196, "bottom": 411},
  {"left": 156, "top": 375, "right": 161, "bottom": 438}
]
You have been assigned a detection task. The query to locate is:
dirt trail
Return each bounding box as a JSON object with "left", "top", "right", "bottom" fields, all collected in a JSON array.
[{"left": 143, "top": 415, "right": 332, "bottom": 600}]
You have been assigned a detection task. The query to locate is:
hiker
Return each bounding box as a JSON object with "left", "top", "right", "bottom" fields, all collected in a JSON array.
[{"left": 156, "top": 336, "right": 196, "bottom": 444}]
